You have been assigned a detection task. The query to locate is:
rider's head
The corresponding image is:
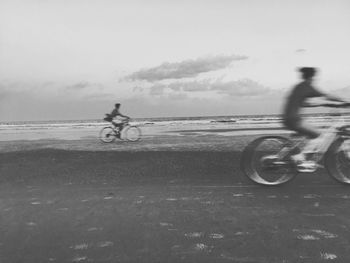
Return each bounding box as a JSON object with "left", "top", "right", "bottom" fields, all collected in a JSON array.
[
  {"left": 115, "top": 103, "right": 121, "bottom": 109},
  {"left": 299, "top": 67, "right": 317, "bottom": 80}
]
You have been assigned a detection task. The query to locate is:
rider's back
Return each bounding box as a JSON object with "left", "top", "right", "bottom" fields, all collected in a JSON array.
[{"left": 283, "top": 81, "right": 322, "bottom": 120}]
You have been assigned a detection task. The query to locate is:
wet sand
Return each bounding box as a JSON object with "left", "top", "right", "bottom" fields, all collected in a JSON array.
[{"left": 1, "top": 132, "right": 350, "bottom": 262}]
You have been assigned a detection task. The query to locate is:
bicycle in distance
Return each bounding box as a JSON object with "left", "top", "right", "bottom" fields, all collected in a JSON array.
[
  {"left": 99, "top": 114, "right": 141, "bottom": 143},
  {"left": 241, "top": 102, "right": 350, "bottom": 186}
]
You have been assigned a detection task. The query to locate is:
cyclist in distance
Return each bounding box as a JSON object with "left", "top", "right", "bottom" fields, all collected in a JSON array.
[
  {"left": 283, "top": 67, "right": 346, "bottom": 172},
  {"left": 109, "top": 103, "right": 130, "bottom": 134}
]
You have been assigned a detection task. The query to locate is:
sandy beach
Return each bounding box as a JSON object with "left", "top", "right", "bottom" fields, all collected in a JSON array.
[
  {"left": 1, "top": 124, "right": 350, "bottom": 262},
  {"left": 2, "top": 0, "right": 350, "bottom": 260}
]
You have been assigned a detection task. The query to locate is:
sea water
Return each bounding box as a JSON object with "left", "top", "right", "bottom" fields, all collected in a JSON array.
[{"left": 0, "top": 113, "right": 348, "bottom": 141}]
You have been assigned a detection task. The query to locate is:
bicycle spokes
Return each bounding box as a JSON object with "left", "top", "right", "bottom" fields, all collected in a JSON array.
[
  {"left": 241, "top": 136, "right": 298, "bottom": 185},
  {"left": 325, "top": 139, "right": 350, "bottom": 184}
]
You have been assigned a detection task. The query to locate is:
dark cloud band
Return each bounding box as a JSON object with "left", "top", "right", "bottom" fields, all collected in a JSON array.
[
  {"left": 147, "top": 78, "right": 270, "bottom": 97},
  {"left": 125, "top": 54, "right": 248, "bottom": 82}
]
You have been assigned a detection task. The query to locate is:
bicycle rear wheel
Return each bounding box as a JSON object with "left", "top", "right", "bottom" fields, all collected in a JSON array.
[
  {"left": 325, "top": 138, "right": 350, "bottom": 184},
  {"left": 99, "top": 127, "right": 117, "bottom": 143},
  {"left": 241, "top": 136, "right": 297, "bottom": 185},
  {"left": 123, "top": 126, "right": 141, "bottom": 142}
]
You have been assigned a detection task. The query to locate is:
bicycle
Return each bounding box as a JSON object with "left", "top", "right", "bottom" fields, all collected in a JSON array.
[
  {"left": 241, "top": 103, "right": 350, "bottom": 185},
  {"left": 99, "top": 116, "right": 141, "bottom": 143}
]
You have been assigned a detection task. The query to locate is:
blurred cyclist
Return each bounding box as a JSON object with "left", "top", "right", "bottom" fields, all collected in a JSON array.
[
  {"left": 109, "top": 103, "right": 130, "bottom": 134},
  {"left": 283, "top": 67, "right": 346, "bottom": 172}
]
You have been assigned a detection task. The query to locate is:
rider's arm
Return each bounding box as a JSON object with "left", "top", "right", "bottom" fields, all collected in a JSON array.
[
  {"left": 302, "top": 101, "right": 317, "bottom": 107},
  {"left": 323, "top": 93, "right": 346, "bottom": 103},
  {"left": 308, "top": 86, "right": 325, "bottom": 98},
  {"left": 119, "top": 113, "right": 130, "bottom": 119},
  {"left": 310, "top": 86, "right": 345, "bottom": 103}
]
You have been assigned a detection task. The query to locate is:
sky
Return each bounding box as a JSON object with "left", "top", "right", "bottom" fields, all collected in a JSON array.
[{"left": 0, "top": 0, "right": 350, "bottom": 121}]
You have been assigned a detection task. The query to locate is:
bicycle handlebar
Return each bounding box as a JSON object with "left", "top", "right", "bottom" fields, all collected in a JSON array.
[{"left": 304, "top": 102, "right": 350, "bottom": 108}]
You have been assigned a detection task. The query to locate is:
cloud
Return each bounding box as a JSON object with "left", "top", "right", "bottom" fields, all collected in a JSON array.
[
  {"left": 0, "top": 80, "right": 117, "bottom": 121},
  {"left": 65, "top": 81, "right": 90, "bottom": 90},
  {"left": 124, "top": 54, "right": 248, "bottom": 82},
  {"left": 83, "top": 92, "right": 115, "bottom": 101},
  {"left": 147, "top": 80, "right": 209, "bottom": 96},
  {"left": 149, "top": 84, "right": 165, "bottom": 96},
  {"left": 65, "top": 82, "right": 104, "bottom": 92},
  {"left": 211, "top": 79, "right": 270, "bottom": 97},
  {"left": 121, "top": 93, "right": 284, "bottom": 118},
  {"left": 171, "top": 80, "right": 211, "bottom": 92},
  {"left": 0, "top": 78, "right": 283, "bottom": 121},
  {"left": 295, "top": 49, "right": 306, "bottom": 53},
  {"left": 168, "top": 93, "right": 188, "bottom": 100},
  {"left": 0, "top": 80, "right": 109, "bottom": 106},
  {"left": 146, "top": 78, "right": 270, "bottom": 98},
  {"left": 178, "top": 81, "right": 210, "bottom": 92},
  {"left": 133, "top": 86, "right": 144, "bottom": 92},
  {"left": 0, "top": 81, "right": 37, "bottom": 102}
]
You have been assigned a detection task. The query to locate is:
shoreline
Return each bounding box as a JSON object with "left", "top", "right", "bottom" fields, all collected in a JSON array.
[{"left": 0, "top": 130, "right": 291, "bottom": 153}]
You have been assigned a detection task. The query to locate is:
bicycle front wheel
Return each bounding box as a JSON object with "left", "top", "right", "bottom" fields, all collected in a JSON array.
[
  {"left": 241, "top": 136, "right": 297, "bottom": 186},
  {"left": 325, "top": 138, "right": 350, "bottom": 184},
  {"left": 123, "top": 126, "right": 141, "bottom": 142},
  {"left": 99, "top": 127, "right": 117, "bottom": 143}
]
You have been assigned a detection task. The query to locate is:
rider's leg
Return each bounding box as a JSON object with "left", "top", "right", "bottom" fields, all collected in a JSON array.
[
  {"left": 285, "top": 118, "right": 321, "bottom": 172},
  {"left": 296, "top": 121, "right": 321, "bottom": 153},
  {"left": 111, "top": 121, "right": 122, "bottom": 137},
  {"left": 285, "top": 118, "right": 320, "bottom": 149},
  {"left": 112, "top": 121, "right": 121, "bottom": 129}
]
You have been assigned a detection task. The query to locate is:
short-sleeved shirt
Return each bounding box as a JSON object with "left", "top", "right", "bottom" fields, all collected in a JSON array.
[
  {"left": 110, "top": 108, "right": 127, "bottom": 124},
  {"left": 283, "top": 81, "right": 324, "bottom": 119},
  {"left": 110, "top": 108, "right": 120, "bottom": 117}
]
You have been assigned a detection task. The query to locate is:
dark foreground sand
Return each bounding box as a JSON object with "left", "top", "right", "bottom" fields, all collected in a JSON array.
[{"left": 1, "top": 134, "right": 350, "bottom": 262}]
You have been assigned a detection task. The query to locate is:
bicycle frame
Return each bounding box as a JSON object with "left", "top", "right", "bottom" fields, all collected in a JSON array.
[
  {"left": 307, "top": 110, "right": 348, "bottom": 155},
  {"left": 241, "top": 104, "right": 350, "bottom": 185},
  {"left": 278, "top": 110, "right": 349, "bottom": 163},
  {"left": 112, "top": 119, "right": 130, "bottom": 130},
  {"left": 100, "top": 118, "right": 141, "bottom": 143}
]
